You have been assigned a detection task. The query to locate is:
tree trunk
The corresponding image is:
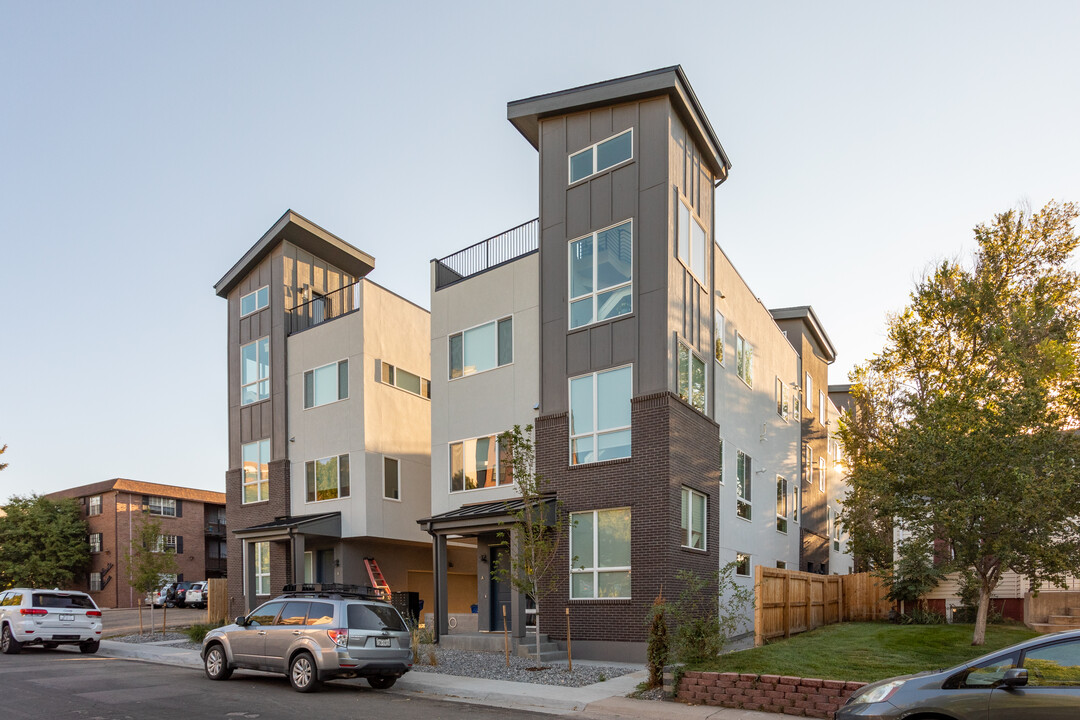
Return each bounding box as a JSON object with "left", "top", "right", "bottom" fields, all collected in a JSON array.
[
  {"left": 138, "top": 597, "right": 143, "bottom": 635},
  {"left": 972, "top": 582, "right": 992, "bottom": 645}
]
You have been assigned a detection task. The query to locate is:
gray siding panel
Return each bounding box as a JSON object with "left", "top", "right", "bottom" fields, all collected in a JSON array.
[
  {"left": 543, "top": 319, "right": 568, "bottom": 411},
  {"left": 638, "top": 98, "right": 668, "bottom": 191},
  {"left": 611, "top": 164, "right": 637, "bottom": 224},
  {"left": 566, "top": 183, "right": 590, "bottom": 240},
  {"left": 590, "top": 108, "right": 612, "bottom": 143},
  {"left": 541, "top": 120, "right": 566, "bottom": 230},
  {"left": 610, "top": 316, "right": 637, "bottom": 367},
  {"left": 540, "top": 224, "right": 567, "bottom": 322},
  {"left": 566, "top": 329, "right": 590, "bottom": 378},
  {"left": 590, "top": 323, "right": 612, "bottom": 369},
  {"left": 590, "top": 172, "right": 612, "bottom": 230},
  {"left": 637, "top": 183, "right": 668, "bottom": 295},
  {"left": 637, "top": 288, "right": 668, "bottom": 395}
]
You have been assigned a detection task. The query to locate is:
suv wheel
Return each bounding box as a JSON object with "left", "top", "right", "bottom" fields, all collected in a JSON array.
[
  {"left": 80, "top": 640, "right": 100, "bottom": 654},
  {"left": 1, "top": 625, "right": 22, "bottom": 654},
  {"left": 368, "top": 676, "right": 396, "bottom": 690},
  {"left": 289, "top": 651, "right": 321, "bottom": 693},
  {"left": 204, "top": 644, "right": 233, "bottom": 680}
]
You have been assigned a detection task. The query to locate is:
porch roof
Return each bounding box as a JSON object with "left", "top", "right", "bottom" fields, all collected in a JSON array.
[{"left": 418, "top": 496, "right": 555, "bottom": 535}]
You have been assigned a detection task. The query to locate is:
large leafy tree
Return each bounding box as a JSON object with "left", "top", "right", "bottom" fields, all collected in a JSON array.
[
  {"left": 0, "top": 494, "right": 90, "bottom": 589},
  {"left": 840, "top": 201, "right": 1080, "bottom": 645}
]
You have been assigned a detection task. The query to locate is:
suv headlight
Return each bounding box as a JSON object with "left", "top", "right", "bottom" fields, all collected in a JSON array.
[{"left": 849, "top": 679, "right": 905, "bottom": 705}]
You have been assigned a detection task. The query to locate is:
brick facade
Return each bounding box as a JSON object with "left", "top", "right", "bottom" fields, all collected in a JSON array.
[
  {"left": 536, "top": 391, "right": 720, "bottom": 648},
  {"left": 678, "top": 670, "right": 866, "bottom": 718},
  {"left": 226, "top": 458, "right": 291, "bottom": 618}
]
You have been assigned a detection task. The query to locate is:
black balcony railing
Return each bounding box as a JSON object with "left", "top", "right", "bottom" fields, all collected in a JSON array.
[
  {"left": 288, "top": 280, "right": 362, "bottom": 335},
  {"left": 205, "top": 522, "right": 226, "bottom": 537},
  {"left": 205, "top": 557, "right": 227, "bottom": 572},
  {"left": 434, "top": 218, "right": 539, "bottom": 291}
]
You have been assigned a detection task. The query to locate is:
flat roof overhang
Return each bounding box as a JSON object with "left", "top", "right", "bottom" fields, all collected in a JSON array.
[
  {"left": 418, "top": 496, "right": 556, "bottom": 535},
  {"left": 232, "top": 512, "right": 342, "bottom": 542}
]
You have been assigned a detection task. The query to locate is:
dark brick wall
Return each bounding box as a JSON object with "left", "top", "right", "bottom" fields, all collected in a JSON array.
[
  {"left": 226, "top": 458, "right": 291, "bottom": 617},
  {"left": 536, "top": 391, "right": 720, "bottom": 645}
]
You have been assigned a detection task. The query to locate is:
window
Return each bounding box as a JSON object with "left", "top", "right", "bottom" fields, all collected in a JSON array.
[
  {"left": 1023, "top": 639, "right": 1080, "bottom": 687},
  {"left": 804, "top": 444, "right": 813, "bottom": 486},
  {"left": 87, "top": 495, "right": 102, "bottom": 516},
  {"left": 242, "top": 439, "right": 270, "bottom": 504},
  {"left": 90, "top": 573, "right": 102, "bottom": 591},
  {"left": 383, "top": 457, "right": 399, "bottom": 500},
  {"left": 776, "top": 377, "right": 787, "bottom": 418},
  {"left": 450, "top": 317, "right": 513, "bottom": 378},
  {"left": 450, "top": 435, "right": 512, "bottom": 492},
  {"left": 831, "top": 507, "right": 841, "bottom": 551},
  {"left": 676, "top": 200, "right": 707, "bottom": 283},
  {"left": 147, "top": 496, "right": 176, "bottom": 517},
  {"left": 154, "top": 535, "right": 178, "bottom": 553},
  {"left": 736, "top": 451, "right": 752, "bottom": 520},
  {"left": 89, "top": 533, "right": 102, "bottom": 553},
  {"left": 382, "top": 361, "right": 431, "bottom": 398},
  {"left": 735, "top": 553, "right": 751, "bottom": 577},
  {"left": 776, "top": 476, "right": 789, "bottom": 534},
  {"left": 305, "top": 454, "right": 350, "bottom": 502},
  {"left": 776, "top": 561, "right": 787, "bottom": 570},
  {"left": 736, "top": 334, "right": 753, "bottom": 386},
  {"left": 805, "top": 372, "right": 813, "bottom": 412},
  {"left": 793, "top": 486, "right": 800, "bottom": 524},
  {"left": 255, "top": 542, "right": 270, "bottom": 596},
  {"left": 569, "top": 129, "right": 632, "bottom": 184},
  {"left": 240, "top": 286, "right": 269, "bottom": 316},
  {"left": 793, "top": 389, "right": 802, "bottom": 420},
  {"left": 569, "top": 221, "right": 632, "bottom": 329},
  {"left": 819, "top": 390, "right": 827, "bottom": 425},
  {"left": 819, "top": 457, "right": 826, "bottom": 493},
  {"left": 681, "top": 488, "right": 706, "bottom": 549},
  {"left": 304, "top": 360, "right": 348, "bottom": 408},
  {"left": 570, "top": 508, "right": 631, "bottom": 599},
  {"left": 718, "top": 437, "right": 725, "bottom": 484},
  {"left": 569, "top": 365, "right": 632, "bottom": 465},
  {"left": 241, "top": 337, "right": 270, "bottom": 405},
  {"left": 714, "top": 311, "right": 725, "bottom": 364},
  {"left": 677, "top": 341, "right": 706, "bottom": 412}
]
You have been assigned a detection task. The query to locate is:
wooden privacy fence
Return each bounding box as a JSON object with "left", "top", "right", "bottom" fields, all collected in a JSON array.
[
  {"left": 754, "top": 568, "right": 890, "bottom": 646},
  {"left": 207, "top": 578, "right": 229, "bottom": 625}
]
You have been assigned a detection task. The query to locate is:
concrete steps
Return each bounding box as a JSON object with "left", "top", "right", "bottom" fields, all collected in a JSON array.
[
  {"left": 1032, "top": 606, "right": 1080, "bottom": 634},
  {"left": 515, "top": 633, "right": 565, "bottom": 664}
]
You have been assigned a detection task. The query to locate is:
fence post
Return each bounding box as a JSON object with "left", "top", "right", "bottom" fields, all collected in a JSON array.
[
  {"left": 754, "top": 564, "right": 764, "bottom": 647},
  {"left": 783, "top": 572, "right": 791, "bottom": 639}
]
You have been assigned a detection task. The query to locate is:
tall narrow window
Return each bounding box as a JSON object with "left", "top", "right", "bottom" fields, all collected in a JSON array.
[
  {"left": 305, "top": 454, "right": 351, "bottom": 502},
  {"left": 832, "top": 507, "right": 842, "bottom": 551},
  {"left": 89, "top": 533, "right": 102, "bottom": 553},
  {"left": 819, "top": 457, "right": 826, "bottom": 493},
  {"left": 677, "top": 341, "right": 706, "bottom": 412},
  {"left": 793, "top": 486, "right": 800, "bottom": 524},
  {"left": 241, "top": 337, "right": 270, "bottom": 405},
  {"left": 255, "top": 542, "right": 270, "bottom": 595},
  {"left": 681, "top": 488, "right": 706, "bottom": 549},
  {"left": 736, "top": 334, "right": 753, "bottom": 387},
  {"left": 804, "top": 444, "right": 813, "bottom": 487},
  {"left": 569, "top": 365, "right": 632, "bottom": 464},
  {"left": 88, "top": 495, "right": 102, "bottom": 516},
  {"left": 819, "top": 390, "right": 827, "bottom": 425},
  {"left": 304, "top": 360, "right": 348, "bottom": 408},
  {"left": 676, "top": 200, "right": 708, "bottom": 283},
  {"left": 735, "top": 553, "right": 751, "bottom": 577},
  {"left": 449, "top": 317, "right": 513, "bottom": 377},
  {"left": 776, "top": 476, "right": 789, "bottom": 534},
  {"left": 384, "top": 457, "right": 400, "bottom": 500},
  {"left": 736, "top": 450, "right": 752, "bottom": 520},
  {"left": 776, "top": 377, "right": 786, "bottom": 417},
  {"left": 242, "top": 439, "right": 270, "bottom": 504},
  {"left": 569, "top": 221, "right": 633, "bottom": 329},
  {"left": 568, "top": 129, "right": 633, "bottom": 183},
  {"left": 90, "top": 572, "right": 102, "bottom": 591},
  {"left": 714, "top": 311, "right": 725, "bottom": 365},
  {"left": 805, "top": 372, "right": 814, "bottom": 412},
  {"left": 570, "top": 508, "right": 631, "bottom": 599}
]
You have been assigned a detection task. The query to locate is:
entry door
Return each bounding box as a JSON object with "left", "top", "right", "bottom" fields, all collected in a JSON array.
[
  {"left": 490, "top": 545, "right": 511, "bottom": 630},
  {"left": 316, "top": 550, "right": 334, "bottom": 583}
]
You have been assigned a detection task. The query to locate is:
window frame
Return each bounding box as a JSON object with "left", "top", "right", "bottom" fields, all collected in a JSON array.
[
  {"left": 449, "top": 316, "right": 513, "bottom": 379},
  {"left": 147, "top": 496, "right": 176, "bottom": 517},
  {"left": 793, "top": 485, "right": 800, "bottom": 524},
  {"left": 831, "top": 506, "right": 842, "bottom": 551},
  {"left": 776, "top": 475, "right": 789, "bottom": 534},
  {"left": 255, "top": 541, "right": 270, "bottom": 596},
  {"left": 568, "top": 220, "right": 634, "bottom": 331},
  {"left": 568, "top": 128, "right": 633, "bottom": 185},
  {"left": 381, "top": 361, "right": 431, "bottom": 398},
  {"left": 736, "top": 450, "right": 752, "bottom": 521},
  {"left": 89, "top": 572, "right": 102, "bottom": 591},
  {"left": 680, "top": 487, "right": 707, "bottom": 550},
  {"left": 153, "top": 534, "right": 178, "bottom": 553},
  {"left": 305, "top": 453, "right": 351, "bottom": 503},
  {"left": 676, "top": 197, "right": 708, "bottom": 286},
  {"left": 805, "top": 372, "right": 814, "bottom": 412},
  {"left": 819, "top": 457, "right": 826, "bottom": 493},
  {"left": 89, "top": 533, "right": 102, "bottom": 553},
  {"left": 241, "top": 336, "right": 270, "bottom": 406},
  {"left": 383, "top": 456, "right": 400, "bottom": 501},
  {"left": 819, "top": 389, "right": 827, "bottom": 425},
  {"left": 304, "top": 359, "right": 348, "bottom": 409},
  {"left": 88, "top": 495, "right": 102, "bottom": 516},
  {"left": 718, "top": 436, "right": 725, "bottom": 485},
  {"left": 714, "top": 311, "right": 725, "bottom": 365},
  {"left": 449, "top": 434, "right": 512, "bottom": 493},
  {"left": 736, "top": 333, "right": 753, "bottom": 387},
  {"left": 569, "top": 507, "right": 632, "bottom": 600},
  {"left": 242, "top": 439, "right": 270, "bottom": 504},
  {"left": 735, "top": 553, "right": 752, "bottom": 577},
  {"left": 240, "top": 285, "right": 270, "bottom": 317},
  {"left": 677, "top": 339, "right": 707, "bottom": 412},
  {"left": 568, "top": 364, "right": 633, "bottom": 466}
]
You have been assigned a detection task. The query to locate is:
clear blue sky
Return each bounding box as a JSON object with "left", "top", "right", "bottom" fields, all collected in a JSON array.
[{"left": 2, "top": 1, "right": 1078, "bottom": 500}]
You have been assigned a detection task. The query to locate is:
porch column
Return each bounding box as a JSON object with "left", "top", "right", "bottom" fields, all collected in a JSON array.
[
  {"left": 433, "top": 534, "right": 448, "bottom": 642},
  {"left": 292, "top": 533, "right": 306, "bottom": 586}
]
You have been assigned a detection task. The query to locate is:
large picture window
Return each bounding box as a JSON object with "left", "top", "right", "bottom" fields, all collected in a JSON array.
[
  {"left": 304, "top": 360, "right": 348, "bottom": 408},
  {"left": 677, "top": 341, "right": 706, "bottom": 412},
  {"left": 676, "top": 200, "right": 707, "bottom": 283},
  {"left": 450, "top": 435, "right": 512, "bottom": 492},
  {"left": 242, "top": 439, "right": 270, "bottom": 504},
  {"left": 241, "top": 337, "right": 270, "bottom": 405},
  {"left": 570, "top": 508, "right": 631, "bottom": 599},
  {"left": 569, "top": 129, "right": 632, "bottom": 184},
  {"left": 776, "top": 476, "right": 789, "bottom": 534},
  {"left": 306, "top": 454, "right": 350, "bottom": 502},
  {"left": 449, "top": 317, "right": 513, "bottom": 378},
  {"left": 736, "top": 450, "right": 752, "bottom": 521},
  {"left": 681, "top": 488, "right": 706, "bottom": 550},
  {"left": 569, "top": 221, "right": 632, "bottom": 329},
  {"left": 569, "top": 365, "right": 632, "bottom": 465},
  {"left": 736, "top": 334, "right": 753, "bottom": 387}
]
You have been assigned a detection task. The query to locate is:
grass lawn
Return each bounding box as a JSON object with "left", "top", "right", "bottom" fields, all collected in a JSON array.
[{"left": 691, "top": 622, "right": 1038, "bottom": 683}]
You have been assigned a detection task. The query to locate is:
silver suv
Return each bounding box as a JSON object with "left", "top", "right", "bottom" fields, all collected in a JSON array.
[
  {"left": 0, "top": 588, "right": 103, "bottom": 654},
  {"left": 201, "top": 585, "right": 412, "bottom": 692}
]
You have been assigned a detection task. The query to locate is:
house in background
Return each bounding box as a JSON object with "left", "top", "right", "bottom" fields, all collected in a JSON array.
[
  {"left": 46, "top": 479, "right": 226, "bottom": 608},
  {"left": 214, "top": 211, "right": 438, "bottom": 620}
]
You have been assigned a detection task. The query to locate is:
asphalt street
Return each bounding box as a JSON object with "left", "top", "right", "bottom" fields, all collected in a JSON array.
[{"left": 0, "top": 646, "right": 559, "bottom": 720}]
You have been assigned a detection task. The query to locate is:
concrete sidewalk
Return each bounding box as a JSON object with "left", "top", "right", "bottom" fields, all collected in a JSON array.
[{"left": 97, "top": 639, "right": 785, "bottom": 719}]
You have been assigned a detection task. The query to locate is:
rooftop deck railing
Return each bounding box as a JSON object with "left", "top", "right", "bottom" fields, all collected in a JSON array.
[
  {"left": 288, "top": 279, "right": 362, "bottom": 335},
  {"left": 434, "top": 218, "right": 539, "bottom": 290}
]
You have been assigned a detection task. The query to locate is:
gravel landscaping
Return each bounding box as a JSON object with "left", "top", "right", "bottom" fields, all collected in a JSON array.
[{"left": 410, "top": 645, "right": 640, "bottom": 688}]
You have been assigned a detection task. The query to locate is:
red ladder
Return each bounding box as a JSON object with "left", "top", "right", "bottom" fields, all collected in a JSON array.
[{"left": 364, "top": 557, "right": 391, "bottom": 600}]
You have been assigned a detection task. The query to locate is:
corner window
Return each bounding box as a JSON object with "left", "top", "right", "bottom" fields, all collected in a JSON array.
[
  {"left": 450, "top": 435, "right": 512, "bottom": 492},
  {"left": 449, "top": 317, "right": 513, "bottom": 378},
  {"left": 242, "top": 439, "right": 270, "bottom": 504},
  {"left": 569, "top": 129, "right": 632, "bottom": 184},
  {"left": 735, "top": 553, "right": 751, "bottom": 577},
  {"left": 381, "top": 361, "right": 431, "bottom": 398},
  {"left": 88, "top": 495, "right": 102, "bottom": 516},
  {"left": 676, "top": 200, "right": 707, "bottom": 284},
  {"left": 255, "top": 542, "right": 270, "bottom": 596},
  {"left": 677, "top": 341, "right": 706, "bottom": 412},
  {"left": 736, "top": 450, "right": 752, "bottom": 521},
  {"left": 714, "top": 311, "right": 725, "bottom": 365},
  {"left": 304, "top": 360, "right": 348, "bottom": 408},
  {"left": 240, "top": 286, "right": 269, "bottom": 317},
  {"left": 383, "top": 457, "right": 400, "bottom": 500},
  {"left": 147, "top": 496, "right": 176, "bottom": 517},
  {"left": 681, "top": 488, "right": 706, "bottom": 550},
  {"left": 305, "top": 454, "right": 350, "bottom": 502},
  {"left": 89, "top": 533, "right": 102, "bottom": 553},
  {"left": 569, "top": 365, "right": 632, "bottom": 465},
  {"left": 570, "top": 508, "right": 631, "bottom": 599},
  {"left": 776, "top": 476, "right": 789, "bottom": 534},
  {"left": 736, "top": 334, "right": 753, "bottom": 387},
  {"left": 569, "top": 221, "right": 633, "bottom": 330},
  {"left": 241, "top": 337, "right": 270, "bottom": 405}
]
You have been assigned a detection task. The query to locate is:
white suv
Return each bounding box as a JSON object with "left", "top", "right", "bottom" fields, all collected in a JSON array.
[{"left": 0, "top": 588, "right": 103, "bottom": 654}]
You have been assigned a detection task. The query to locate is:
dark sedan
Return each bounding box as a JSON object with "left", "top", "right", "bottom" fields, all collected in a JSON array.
[{"left": 837, "top": 629, "right": 1080, "bottom": 719}]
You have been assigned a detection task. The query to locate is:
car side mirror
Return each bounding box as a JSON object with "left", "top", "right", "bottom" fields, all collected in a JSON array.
[
  {"left": 235, "top": 616, "right": 248, "bottom": 627},
  {"left": 1001, "top": 668, "right": 1028, "bottom": 688}
]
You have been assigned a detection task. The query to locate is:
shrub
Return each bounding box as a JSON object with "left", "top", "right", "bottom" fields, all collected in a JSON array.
[
  {"left": 668, "top": 565, "right": 753, "bottom": 664},
  {"left": 646, "top": 591, "right": 669, "bottom": 688},
  {"left": 182, "top": 624, "right": 214, "bottom": 643}
]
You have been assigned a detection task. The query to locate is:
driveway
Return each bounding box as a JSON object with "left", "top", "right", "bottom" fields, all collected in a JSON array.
[{"left": 102, "top": 606, "right": 211, "bottom": 637}]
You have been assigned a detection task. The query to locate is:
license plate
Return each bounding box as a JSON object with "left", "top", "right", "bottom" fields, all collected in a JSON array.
[
  {"left": 59, "top": 614, "right": 74, "bottom": 622},
  {"left": 375, "top": 637, "right": 391, "bottom": 648}
]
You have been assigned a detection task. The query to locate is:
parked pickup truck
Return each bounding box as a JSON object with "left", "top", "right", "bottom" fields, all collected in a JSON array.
[{"left": 185, "top": 581, "right": 208, "bottom": 609}]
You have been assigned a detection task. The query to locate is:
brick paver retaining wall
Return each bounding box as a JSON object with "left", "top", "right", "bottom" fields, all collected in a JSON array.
[{"left": 678, "top": 671, "right": 867, "bottom": 718}]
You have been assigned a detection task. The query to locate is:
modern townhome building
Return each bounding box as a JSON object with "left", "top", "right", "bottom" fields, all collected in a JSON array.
[
  {"left": 421, "top": 66, "right": 850, "bottom": 661},
  {"left": 46, "top": 479, "right": 226, "bottom": 608},
  {"left": 214, "top": 211, "right": 434, "bottom": 619}
]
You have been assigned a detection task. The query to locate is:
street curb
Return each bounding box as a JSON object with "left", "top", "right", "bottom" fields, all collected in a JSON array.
[{"left": 99, "top": 640, "right": 203, "bottom": 670}]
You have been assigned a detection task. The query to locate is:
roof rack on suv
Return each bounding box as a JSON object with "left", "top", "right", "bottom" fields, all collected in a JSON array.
[{"left": 279, "top": 583, "right": 384, "bottom": 601}]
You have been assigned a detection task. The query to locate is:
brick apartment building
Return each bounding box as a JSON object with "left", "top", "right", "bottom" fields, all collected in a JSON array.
[{"left": 47, "top": 479, "right": 226, "bottom": 609}]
